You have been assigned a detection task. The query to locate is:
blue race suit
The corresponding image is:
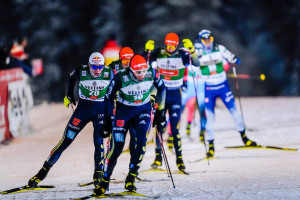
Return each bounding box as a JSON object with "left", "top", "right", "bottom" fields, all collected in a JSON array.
[
  {"left": 45, "top": 65, "right": 113, "bottom": 173},
  {"left": 194, "top": 41, "right": 245, "bottom": 141},
  {"left": 181, "top": 65, "right": 206, "bottom": 132},
  {"left": 104, "top": 67, "right": 166, "bottom": 178},
  {"left": 143, "top": 47, "right": 197, "bottom": 158}
]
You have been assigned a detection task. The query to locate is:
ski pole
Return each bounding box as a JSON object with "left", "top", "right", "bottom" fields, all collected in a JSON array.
[
  {"left": 188, "top": 52, "right": 209, "bottom": 165},
  {"left": 227, "top": 73, "right": 266, "bottom": 81},
  {"left": 156, "top": 130, "right": 171, "bottom": 178},
  {"left": 156, "top": 130, "right": 176, "bottom": 188},
  {"left": 232, "top": 64, "right": 246, "bottom": 126}
]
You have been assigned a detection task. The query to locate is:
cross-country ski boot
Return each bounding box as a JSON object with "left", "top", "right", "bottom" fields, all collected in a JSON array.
[
  {"left": 206, "top": 140, "right": 214, "bottom": 158},
  {"left": 125, "top": 172, "right": 137, "bottom": 192},
  {"left": 93, "top": 170, "right": 104, "bottom": 187},
  {"left": 94, "top": 177, "right": 110, "bottom": 196},
  {"left": 240, "top": 130, "right": 257, "bottom": 146},
  {"left": 199, "top": 130, "right": 205, "bottom": 143},
  {"left": 186, "top": 123, "right": 191, "bottom": 137},
  {"left": 176, "top": 156, "right": 186, "bottom": 172},
  {"left": 167, "top": 136, "right": 174, "bottom": 151},
  {"left": 28, "top": 162, "right": 51, "bottom": 187},
  {"left": 151, "top": 153, "right": 162, "bottom": 169}
]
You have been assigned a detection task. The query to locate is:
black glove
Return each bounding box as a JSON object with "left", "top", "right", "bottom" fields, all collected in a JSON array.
[
  {"left": 99, "top": 115, "right": 112, "bottom": 138},
  {"left": 153, "top": 109, "right": 166, "bottom": 133},
  {"left": 181, "top": 80, "right": 187, "bottom": 92},
  {"left": 67, "top": 94, "right": 76, "bottom": 106}
]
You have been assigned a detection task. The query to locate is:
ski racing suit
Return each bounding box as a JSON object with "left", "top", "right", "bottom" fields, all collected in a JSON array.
[
  {"left": 103, "top": 67, "right": 166, "bottom": 179},
  {"left": 43, "top": 65, "right": 114, "bottom": 175},
  {"left": 144, "top": 47, "right": 198, "bottom": 161},
  {"left": 194, "top": 42, "right": 244, "bottom": 142},
  {"left": 181, "top": 65, "right": 206, "bottom": 133},
  {"left": 109, "top": 59, "right": 138, "bottom": 156}
]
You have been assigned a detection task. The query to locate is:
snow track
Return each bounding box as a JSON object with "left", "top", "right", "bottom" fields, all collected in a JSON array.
[{"left": 0, "top": 98, "right": 299, "bottom": 199}]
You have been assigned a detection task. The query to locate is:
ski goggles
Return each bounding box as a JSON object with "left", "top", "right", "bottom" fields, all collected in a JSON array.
[
  {"left": 166, "top": 45, "right": 177, "bottom": 50},
  {"left": 90, "top": 64, "right": 104, "bottom": 70},
  {"left": 201, "top": 36, "right": 214, "bottom": 46},
  {"left": 131, "top": 68, "right": 148, "bottom": 76},
  {"left": 121, "top": 59, "right": 130, "bottom": 65}
]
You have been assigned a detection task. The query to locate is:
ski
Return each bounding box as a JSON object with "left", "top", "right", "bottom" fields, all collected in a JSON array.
[
  {"left": 74, "top": 191, "right": 160, "bottom": 200},
  {"left": 0, "top": 185, "right": 55, "bottom": 195},
  {"left": 225, "top": 145, "right": 297, "bottom": 151},
  {"left": 140, "top": 168, "right": 189, "bottom": 175},
  {"left": 188, "top": 156, "right": 214, "bottom": 163},
  {"left": 78, "top": 177, "right": 150, "bottom": 187}
]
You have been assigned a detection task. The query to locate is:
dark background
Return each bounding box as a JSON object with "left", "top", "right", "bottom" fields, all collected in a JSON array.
[{"left": 0, "top": 0, "right": 299, "bottom": 102}]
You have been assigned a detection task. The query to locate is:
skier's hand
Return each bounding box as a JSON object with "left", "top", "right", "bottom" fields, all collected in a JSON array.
[
  {"left": 182, "top": 39, "right": 195, "bottom": 53},
  {"left": 153, "top": 109, "right": 166, "bottom": 133},
  {"left": 229, "top": 55, "right": 241, "bottom": 64},
  {"left": 181, "top": 80, "right": 187, "bottom": 92},
  {"left": 99, "top": 116, "right": 112, "bottom": 138},
  {"left": 145, "top": 40, "right": 155, "bottom": 51},
  {"left": 64, "top": 95, "right": 76, "bottom": 108}
]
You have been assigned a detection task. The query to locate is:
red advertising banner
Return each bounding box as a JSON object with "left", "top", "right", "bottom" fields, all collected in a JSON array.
[{"left": 0, "top": 68, "right": 24, "bottom": 142}]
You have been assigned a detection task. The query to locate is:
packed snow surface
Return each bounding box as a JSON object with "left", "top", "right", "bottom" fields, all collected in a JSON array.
[{"left": 0, "top": 97, "right": 299, "bottom": 200}]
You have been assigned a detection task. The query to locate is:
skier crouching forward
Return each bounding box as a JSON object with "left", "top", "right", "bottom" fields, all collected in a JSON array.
[
  {"left": 28, "top": 52, "right": 114, "bottom": 187},
  {"left": 94, "top": 55, "right": 166, "bottom": 195}
]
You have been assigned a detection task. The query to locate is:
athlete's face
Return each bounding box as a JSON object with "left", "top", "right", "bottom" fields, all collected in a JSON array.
[
  {"left": 90, "top": 65, "right": 104, "bottom": 77},
  {"left": 132, "top": 69, "right": 147, "bottom": 81},
  {"left": 166, "top": 45, "right": 177, "bottom": 53},
  {"left": 201, "top": 38, "right": 213, "bottom": 48}
]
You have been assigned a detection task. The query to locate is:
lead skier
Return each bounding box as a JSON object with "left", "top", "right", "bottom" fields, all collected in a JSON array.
[{"left": 27, "top": 52, "right": 113, "bottom": 187}]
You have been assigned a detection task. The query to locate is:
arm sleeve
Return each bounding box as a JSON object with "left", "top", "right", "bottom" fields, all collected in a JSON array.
[
  {"left": 179, "top": 48, "right": 200, "bottom": 67},
  {"left": 105, "top": 73, "right": 122, "bottom": 101},
  {"left": 142, "top": 48, "right": 160, "bottom": 64},
  {"left": 152, "top": 69, "right": 166, "bottom": 111},
  {"left": 219, "top": 44, "right": 236, "bottom": 63},
  {"left": 67, "top": 66, "right": 80, "bottom": 97}
]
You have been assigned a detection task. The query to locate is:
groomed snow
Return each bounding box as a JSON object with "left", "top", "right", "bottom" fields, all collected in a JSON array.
[{"left": 0, "top": 97, "right": 299, "bottom": 200}]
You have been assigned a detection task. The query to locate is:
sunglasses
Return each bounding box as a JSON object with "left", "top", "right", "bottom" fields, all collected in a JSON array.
[
  {"left": 166, "top": 45, "right": 176, "bottom": 50},
  {"left": 121, "top": 59, "right": 130, "bottom": 64},
  {"left": 90, "top": 65, "right": 104, "bottom": 70},
  {"left": 132, "top": 69, "right": 147, "bottom": 76}
]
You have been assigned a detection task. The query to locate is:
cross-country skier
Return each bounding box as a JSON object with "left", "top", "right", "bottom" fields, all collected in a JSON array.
[
  {"left": 181, "top": 64, "right": 206, "bottom": 140},
  {"left": 27, "top": 52, "right": 113, "bottom": 187},
  {"left": 94, "top": 55, "right": 166, "bottom": 195},
  {"left": 189, "top": 29, "right": 257, "bottom": 158},
  {"left": 143, "top": 33, "right": 199, "bottom": 172}
]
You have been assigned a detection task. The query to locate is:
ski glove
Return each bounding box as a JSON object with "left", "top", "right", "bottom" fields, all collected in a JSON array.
[
  {"left": 182, "top": 39, "right": 195, "bottom": 53},
  {"left": 181, "top": 80, "right": 187, "bottom": 92},
  {"left": 229, "top": 55, "right": 241, "bottom": 64},
  {"left": 145, "top": 40, "right": 155, "bottom": 51},
  {"left": 64, "top": 95, "right": 76, "bottom": 108},
  {"left": 153, "top": 109, "right": 166, "bottom": 133},
  {"left": 99, "top": 115, "right": 113, "bottom": 138}
]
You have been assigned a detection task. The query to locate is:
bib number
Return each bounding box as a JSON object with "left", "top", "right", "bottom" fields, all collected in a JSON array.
[
  {"left": 89, "top": 90, "right": 99, "bottom": 96},
  {"left": 134, "top": 94, "right": 143, "bottom": 101}
]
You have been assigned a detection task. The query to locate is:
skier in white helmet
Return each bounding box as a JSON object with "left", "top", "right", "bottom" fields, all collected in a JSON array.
[{"left": 27, "top": 52, "right": 114, "bottom": 187}]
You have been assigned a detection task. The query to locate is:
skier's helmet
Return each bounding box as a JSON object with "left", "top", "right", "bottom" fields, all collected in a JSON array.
[
  {"left": 119, "top": 47, "right": 134, "bottom": 60},
  {"left": 130, "top": 55, "right": 147, "bottom": 71},
  {"left": 89, "top": 52, "right": 105, "bottom": 70},
  {"left": 199, "top": 29, "right": 214, "bottom": 47},
  {"left": 130, "top": 55, "right": 148, "bottom": 81},
  {"left": 165, "top": 33, "right": 179, "bottom": 46}
]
